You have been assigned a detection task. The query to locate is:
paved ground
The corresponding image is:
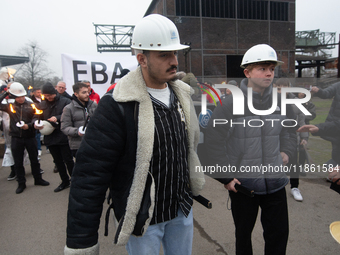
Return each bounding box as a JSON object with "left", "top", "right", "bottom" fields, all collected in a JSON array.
[{"left": 0, "top": 147, "right": 339, "bottom": 255}]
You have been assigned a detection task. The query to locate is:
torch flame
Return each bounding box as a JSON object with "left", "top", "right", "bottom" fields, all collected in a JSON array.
[
  {"left": 41, "top": 95, "right": 45, "bottom": 100},
  {"left": 28, "top": 86, "right": 33, "bottom": 90},
  {"left": 10, "top": 104, "right": 16, "bottom": 113},
  {"left": 31, "top": 104, "right": 43, "bottom": 115}
]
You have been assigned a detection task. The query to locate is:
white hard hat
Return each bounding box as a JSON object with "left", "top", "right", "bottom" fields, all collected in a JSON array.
[
  {"left": 8, "top": 82, "right": 27, "bottom": 97},
  {"left": 131, "top": 14, "right": 189, "bottom": 51},
  {"left": 39, "top": 120, "right": 55, "bottom": 135},
  {"left": 240, "top": 44, "right": 284, "bottom": 68}
]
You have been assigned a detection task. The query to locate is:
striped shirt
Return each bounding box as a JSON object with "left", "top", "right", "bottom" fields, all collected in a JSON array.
[{"left": 148, "top": 85, "right": 193, "bottom": 225}]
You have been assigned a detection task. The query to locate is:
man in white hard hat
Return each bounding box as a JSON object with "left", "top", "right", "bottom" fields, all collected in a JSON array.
[
  {"left": 65, "top": 14, "right": 205, "bottom": 255},
  {"left": 0, "top": 82, "right": 50, "bottom": 194},
  {"left": 205, "top": 44, "right": 296, "bottom": 254}
]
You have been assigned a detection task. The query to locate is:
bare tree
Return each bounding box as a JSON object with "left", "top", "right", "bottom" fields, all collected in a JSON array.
[{"left": 15, "top": 41, "right": 54, "bottom": 88}]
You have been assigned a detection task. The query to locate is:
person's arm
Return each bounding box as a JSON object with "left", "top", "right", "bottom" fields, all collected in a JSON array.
[
  {"left": 314, "top": 83, "right": 337, "bottom": 99},
  {"left": 66, "top": 95, "right": 127, "bottom": 252},
  {"left": 315, "top": 120, "right": 340, "bottom": 137},
  {"left": 55, "top": 98, "right": 71, "bottom": 124},
  {"left": 60, "top": 106, "right": 79, "bottom": 137},
  {"left": 0, "top": 91, "right": 10, "bottom": 113},
  {"left": 329, "top": 166, "right": 340, "bottom": 185}
]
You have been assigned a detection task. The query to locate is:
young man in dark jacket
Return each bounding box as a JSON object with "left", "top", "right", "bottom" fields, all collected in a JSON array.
[
  {"left": 37, "top": 82, "right": 74, "bottom": 192},
  {"left": 0, "top": 82, "right": 50, "bottom": 194},
  {"left": 65, "top": 14, "right": 205, "bottom": 255},
  {"left": 205, "top": 44, "right": 297, "bottom": 255}
]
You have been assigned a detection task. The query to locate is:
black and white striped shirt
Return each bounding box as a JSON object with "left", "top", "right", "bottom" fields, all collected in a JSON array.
[{"left": 148, "top": 85, "right": 193, "bottom": 225}]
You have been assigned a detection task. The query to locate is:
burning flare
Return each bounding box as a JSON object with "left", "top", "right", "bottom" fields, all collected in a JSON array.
[
  {"left": 28, "top": 86, "right": 33, "bottom": 90},
  {"left": 9, "top": 104, "right": 16, "bottom": 113},
  {"left": 31, "top": 104, "right": 43, "bottom": 115},
  {"left": 41, "top": 95, "right": 45, "bottom": 100}
]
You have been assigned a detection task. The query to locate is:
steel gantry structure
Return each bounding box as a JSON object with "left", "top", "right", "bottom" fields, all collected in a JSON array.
[{"left": 94, "top": 24, "right": 135, "bottom": 53}]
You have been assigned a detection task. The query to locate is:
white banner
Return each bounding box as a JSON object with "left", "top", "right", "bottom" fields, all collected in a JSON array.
[{"left": 61, "top": 53, "right": 138, "bottom": 98}]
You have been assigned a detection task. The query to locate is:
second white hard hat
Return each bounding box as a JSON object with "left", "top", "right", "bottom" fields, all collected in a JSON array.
[
  {"left": 131, "top": 14, "right": 189, "bottom": 51},
  {"left": 8, "top": 82, "right": 27, "bottom": 97},
  {"left": 240, "top": 44, "right": 284, "bottom": 68},
  {"left": 39, "top": 120, "right": 55, "bottom": 135}
]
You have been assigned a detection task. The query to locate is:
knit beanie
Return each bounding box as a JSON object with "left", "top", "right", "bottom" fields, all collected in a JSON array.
[
  {"left": 119, "top": 69, "right": 130, "bottom": 78},
  {"left": 41, "top": 82, "right": 57, "bottom": 94}
]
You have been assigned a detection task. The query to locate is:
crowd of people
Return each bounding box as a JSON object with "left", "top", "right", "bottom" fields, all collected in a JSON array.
[{"left": 0, "top": 13, "right": 339, "bottom": 255}]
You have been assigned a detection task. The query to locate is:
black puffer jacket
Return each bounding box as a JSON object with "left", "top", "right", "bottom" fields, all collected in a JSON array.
[
  {"left": 0, "top": 92, "right": 37, "bottom": 138},
  {"left": 314, "top": 82, "right": 340, "bottom": 142},
  {"left": 205, "top": 79, "right": 296, "bottom": 195},
  {"left": 39, "top": 94, "right": 71, "bottom": 146},
  {"left": 65, "top": 67, "right": 205, "bottom": 254}
]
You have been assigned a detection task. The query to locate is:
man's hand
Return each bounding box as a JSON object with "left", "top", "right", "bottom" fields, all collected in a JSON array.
[
  {"left": 48, "top": 116, "right": 57, "bottom": 123},
  {"left": 300, "top": 139, "right": 308, "bottom": 146},
  {"left": 310, "top": 86, "right": 319, "bottom": 94},
  {"left": 329, "top": 166, "right": 340, "bottom": 185},
  {"left": 21, "top": 124, "right": 29, "bottom": 130},
  {"left": 34, "top": 124, "right": 44, "bottom": 130},
  {"left": 280, "top": 152, "right": 289, "bottom": 165},
  {"left": 224, "top": 178, "right": 241, "bottom": 193},
  {"left": 297, "top": 125, "right": 319, "bottom": 134}
]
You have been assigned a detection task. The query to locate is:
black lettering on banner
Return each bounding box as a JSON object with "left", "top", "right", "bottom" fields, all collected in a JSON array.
[
  {"left": 91, "top": 62, "right": 108, "bottom": 84},
  {"left": 110, "top": 62, "right": 123, "bottom": 84},
  {"left": 73, "top": 60, "right": 87, "bottom": 84}
]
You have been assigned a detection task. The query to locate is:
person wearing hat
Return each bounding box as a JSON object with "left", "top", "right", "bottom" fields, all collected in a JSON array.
[
  {"left": 0, "top": 82, "right": 50, "bottom": 194},
  {"left": 106, "top": 68, "right": 130, "bottom": 92},
  {"left": 205, "top": 44, "right": 296, "bottom": 255},
  {"left": 65, "top": 14, "right": 204, "bottom": 255},
  {"left": 37, "top": 82, "right": 74, "bottom": 192}
]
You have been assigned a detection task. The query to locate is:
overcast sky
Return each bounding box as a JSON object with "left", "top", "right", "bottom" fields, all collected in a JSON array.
[{"left": 1, "top": 0, "right": 339, "bottom": 78}]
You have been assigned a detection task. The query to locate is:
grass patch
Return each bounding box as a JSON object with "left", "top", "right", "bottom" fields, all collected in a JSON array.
[{"left": 309, "top": 97, "right": 332, "bottom": 124}]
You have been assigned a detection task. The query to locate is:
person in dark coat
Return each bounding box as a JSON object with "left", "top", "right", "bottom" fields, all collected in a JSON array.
[
  {"left": 310, "top": 82, "right": 340, "bottom": 164},
  {"left": 0, "top": 82, "right": 50, "bottom": 194},
  {"left": 30, "top": 87, "right": 43, "bottom": 158},
  {"left": 64, "top": 14, "right": 205, "bottom": 255},
  {"left": 37, "top": 82, "right": 74, "bottom": 192}
]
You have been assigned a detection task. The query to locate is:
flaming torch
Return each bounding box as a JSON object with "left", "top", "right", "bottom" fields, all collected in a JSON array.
[
  {"left": 28, "top": 86, "right": 33, "bottom": 90},
  {"left": 10, "top": 104, "right": 25, "bottom": 127},
  {"left": 31, "top": 104, "right": 43, "bottom": 127},
  {"left": 9, "top": 104, "right": 16, "bottom": 113},
  {"left": 41, "top": 94, "right": 45, "bottom": 100}
]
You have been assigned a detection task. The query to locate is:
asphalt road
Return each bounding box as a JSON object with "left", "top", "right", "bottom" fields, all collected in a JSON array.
[{"left": 0, "top": 147, "right": 339, "bottom": 255}]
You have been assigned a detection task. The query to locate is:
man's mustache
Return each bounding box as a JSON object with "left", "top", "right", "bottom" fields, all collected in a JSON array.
[{"left": 167, "top": 66, "right": 177, "bottom": 72}]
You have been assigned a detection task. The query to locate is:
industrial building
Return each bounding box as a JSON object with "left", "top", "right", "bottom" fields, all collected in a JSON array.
[{"left": 144, "top": 0, "right": 296, "bottom": 80}]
